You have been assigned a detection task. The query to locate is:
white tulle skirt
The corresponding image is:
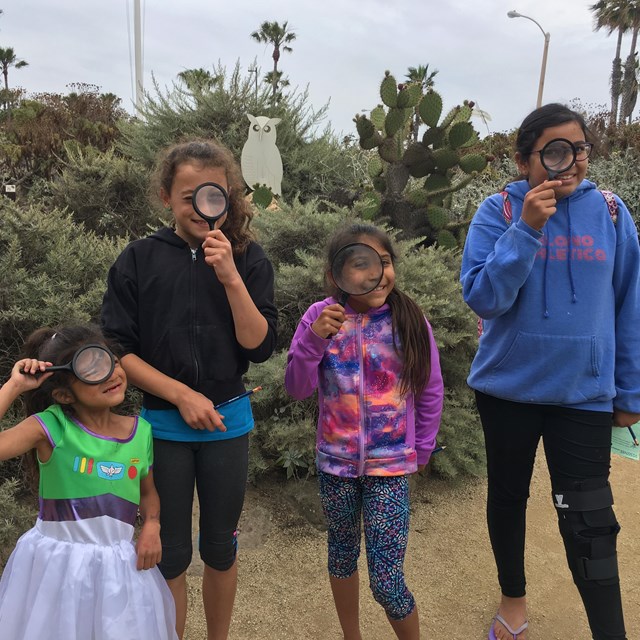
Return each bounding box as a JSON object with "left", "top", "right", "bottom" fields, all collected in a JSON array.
[{"left": 0, "top": 517, "right": 177, "bottom": 640}]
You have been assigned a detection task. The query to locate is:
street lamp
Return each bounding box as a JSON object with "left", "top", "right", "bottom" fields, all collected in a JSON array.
[{"left": 508, "top": 10, "right": 550, "bottom": 109}]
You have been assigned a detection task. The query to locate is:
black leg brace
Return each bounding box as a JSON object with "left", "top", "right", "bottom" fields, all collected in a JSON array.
[{"left": 552, "top": 478, "right": 620, "bottom": 583}]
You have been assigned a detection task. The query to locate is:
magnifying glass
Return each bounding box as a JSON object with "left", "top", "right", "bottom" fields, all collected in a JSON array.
[
  {"left": 192, "top": 182, "right": 230, "bottom": 230},
  {"left": 538, "top": 138, "right": 577, "bottom": 180},
  {"left": 330, "top": 243, "right": 384, "bottom": 306},
  {"left": 22, "top": 345, "right": 116, "bottom": 385}
]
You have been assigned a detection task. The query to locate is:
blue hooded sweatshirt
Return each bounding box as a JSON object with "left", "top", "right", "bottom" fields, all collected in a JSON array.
[{"left": 461, "top": 179, "right": 640, "bottom": 412}]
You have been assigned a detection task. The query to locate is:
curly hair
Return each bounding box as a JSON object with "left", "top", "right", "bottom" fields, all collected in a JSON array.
[{"left": 152, "top": 139, "right": 255, "bottom": 253}]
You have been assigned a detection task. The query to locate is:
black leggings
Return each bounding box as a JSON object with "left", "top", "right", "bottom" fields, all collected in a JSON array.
[
  {"left": 152, "top": 435, "right": 249, "bottom": 579},
  {"left": 475, "top": 392, "right": 626, "bottom": 640}
]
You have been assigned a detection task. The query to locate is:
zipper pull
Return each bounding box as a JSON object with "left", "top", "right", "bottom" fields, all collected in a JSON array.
[{"left": 191, "top": 248, "right": 197, "bottom": 262}]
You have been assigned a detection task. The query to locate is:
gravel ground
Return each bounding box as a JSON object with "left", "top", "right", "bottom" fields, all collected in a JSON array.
[{"left": 183, "top": 449, "right": 639, "bottom": 639}]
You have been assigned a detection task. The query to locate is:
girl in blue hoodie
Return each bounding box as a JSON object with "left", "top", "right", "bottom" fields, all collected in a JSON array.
[{"left": 461, "top": 104, "right": 640, "bottom": 640}]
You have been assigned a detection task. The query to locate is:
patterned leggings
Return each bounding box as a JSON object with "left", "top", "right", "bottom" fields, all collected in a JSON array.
[{"left": 318, "top": 472, "right": 415, "bottom": 620}]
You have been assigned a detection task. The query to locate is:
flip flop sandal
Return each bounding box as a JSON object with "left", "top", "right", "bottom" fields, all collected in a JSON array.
[{"left": 488, "top": 613, "right": 528, "bottom": 640}]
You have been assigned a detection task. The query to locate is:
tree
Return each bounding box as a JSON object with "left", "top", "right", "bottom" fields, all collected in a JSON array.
[
  {"left": 619, "top": 2, "right": 640, "bottom": 123},
  {"left": 177, "top": 68, "right": 221, "bottom": 92},
  {"left": 590, "top": 1, "right": 640, "bottom": 126},
  {"left": 250, "top": 20, "right": 296, "bottom": 108},
  {"left": 0, "top": 46, "right": 28, "bottom": 92},
  {"left": 405, "top": 64, "right": 438, "bottom": 142}
]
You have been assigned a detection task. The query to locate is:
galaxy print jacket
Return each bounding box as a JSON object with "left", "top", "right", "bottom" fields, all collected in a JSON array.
[{"left": 285, "top": 298, "right": 443, "bottom": 478}]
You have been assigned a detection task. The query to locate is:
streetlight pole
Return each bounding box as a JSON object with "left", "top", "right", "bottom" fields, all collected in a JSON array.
[
  {"left": 134, "top": 0, "right": 143, "bottom": 116},
  {"left": 248, "top": 65, "right": 259, "bottom": 105},
  {"left": 508, "top": 10, "right": 550, "bottom": 109}
]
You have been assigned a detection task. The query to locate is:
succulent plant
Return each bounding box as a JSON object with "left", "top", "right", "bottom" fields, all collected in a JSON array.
[{"left": 354, "top": 72, "right": 490, "bottom": 248}]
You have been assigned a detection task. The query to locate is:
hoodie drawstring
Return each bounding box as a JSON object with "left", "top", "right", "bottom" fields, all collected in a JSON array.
[
  {"left": 543, "top": 199, "right": 577, "bottom": 318},
  {"left": 566, "top": 200, "right": 578, "bottom": 304}
]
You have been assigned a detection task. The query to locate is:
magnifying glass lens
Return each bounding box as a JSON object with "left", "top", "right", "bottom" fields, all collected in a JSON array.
[
  {"left": 332, "top": 244, "right": 384, "bottom": 296},
  {"left": 74, "top": 346, "right": 114, "bottom": 383},
  {"left": 193, "top": 184, "right": 228, "bottom": 218},
  {"left": 541, "top": 140, "right": 574, "bottom": 171}
]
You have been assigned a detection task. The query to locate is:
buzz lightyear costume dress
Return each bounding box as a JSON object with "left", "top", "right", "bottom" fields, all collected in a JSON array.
[{"left": 0, "top": 405, "right": 177, "bottom": 640}]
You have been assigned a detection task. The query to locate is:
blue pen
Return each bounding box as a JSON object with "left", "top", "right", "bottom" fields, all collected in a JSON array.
[
  {"left": 628, "top": 425, "right": 639, "bottom": 447},
  {"left": 215, "top": 386, "right": 262, "bottom": 410},
  {"left": 432, "top": 445, "right": 446, "bottom": 454}
]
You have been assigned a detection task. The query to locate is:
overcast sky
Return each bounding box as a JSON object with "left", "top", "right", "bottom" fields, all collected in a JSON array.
[{"left": 0, "top": 0, "right": 630, "bottom": 139}]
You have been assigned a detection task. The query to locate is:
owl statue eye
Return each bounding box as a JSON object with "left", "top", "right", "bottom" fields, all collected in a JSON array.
[
  {"left": 253, "top": 124, "right": 260, "bottom": 131},
  {"left": 263, "top": 126, "right": 271, "bottom": 133}
]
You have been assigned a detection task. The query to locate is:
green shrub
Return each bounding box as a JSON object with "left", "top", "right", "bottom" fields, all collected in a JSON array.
[{"left": 249, "top": 200, "right": 485, "bottom": 480}]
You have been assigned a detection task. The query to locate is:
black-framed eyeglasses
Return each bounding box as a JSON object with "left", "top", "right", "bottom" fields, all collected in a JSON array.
[{"left": 531, "top": 140, "right": 593, "bottom": 164}]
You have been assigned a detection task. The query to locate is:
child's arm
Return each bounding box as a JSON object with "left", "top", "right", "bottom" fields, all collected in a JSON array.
[
  {"left": 202, "top": 233, "right": 275, "bottom": 352},
  {"left": 414, "top": 322, "right": 444, "bottom": 471},
  {"left": 0, "top": 360, "right": 53, "bottom": 460},
  {"left": 120, "top": 353, "right": 226, "bottom": 433},
  {"left": 285, "top": 302, "right": 337, "bottom": 400},
  {"left": 135, "top": 469, "right": 162, "bottom": 570}
]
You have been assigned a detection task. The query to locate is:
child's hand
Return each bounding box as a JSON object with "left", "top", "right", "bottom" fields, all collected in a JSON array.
[
  {"left": 135, "top": 521, "right": 162, "bottom": 570},
  {"left": 613, "top": 409, "right": 640, "bottom": 429},
  {"left": 311, "top": 304, "right": 346, "bottom": 339},
  {"left": 8, "top": 359, "right": 53, "bottom": 394},
  {"left": 520, "top": 180, "right": 563, "bottom": 231},
  {"left": 202, "top": 229, "right": 240, "bottom": 287},
  {"left": 176, "top": 388, "right": 226, "bottom": 432}
]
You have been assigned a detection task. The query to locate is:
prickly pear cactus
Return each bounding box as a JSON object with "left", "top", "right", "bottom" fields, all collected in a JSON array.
[{"left": 354, "top": 70, "right": 490, "bottom": 248}]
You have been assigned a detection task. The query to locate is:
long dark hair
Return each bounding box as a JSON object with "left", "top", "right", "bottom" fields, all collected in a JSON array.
[
  {"left": 153, "top": 138, "right": 255, "bottom": 253},
  {"left": 324, "top": 223, "right": 431, "bottom": 397},
  {"left": 21, "top": 324, "right": 118, "bottom": 416}
]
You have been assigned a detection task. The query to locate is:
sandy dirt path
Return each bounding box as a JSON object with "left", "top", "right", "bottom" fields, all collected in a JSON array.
[{"left": 184, "top": 448, "right": 639, "bottom": 639}]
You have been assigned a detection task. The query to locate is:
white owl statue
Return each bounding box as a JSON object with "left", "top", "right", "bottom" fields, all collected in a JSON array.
[{"left": 241, "top": 114, "right": 283, "bottom": 196}]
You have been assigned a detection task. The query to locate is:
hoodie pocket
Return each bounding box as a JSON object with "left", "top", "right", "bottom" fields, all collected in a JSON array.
[{"left": 487, "top": 331, "right": 607, "bottom": 404}]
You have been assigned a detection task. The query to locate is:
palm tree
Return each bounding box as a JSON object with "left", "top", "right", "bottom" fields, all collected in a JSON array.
[
  {"left": 250, "top": 20, "right": 296, "bottom": 107},
  {"left": 0, "top": 46, "right": 28, "bottom": 92},
  {"left": 405, "top": 64, "right": 438, "bottom": 142},
  {"left": 591, "top": 0, "right": 628, "bottom": 126},
  {"left": 177, "top": 68, "right": 221, "bottom": 92},
  {"left": 619, "top": 2, "right": 640, "bottom": 123}
]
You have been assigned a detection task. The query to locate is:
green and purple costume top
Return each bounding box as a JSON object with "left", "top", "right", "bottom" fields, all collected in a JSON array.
[{"left": 34, "top": 404, "right": 152, "bottom": 543}]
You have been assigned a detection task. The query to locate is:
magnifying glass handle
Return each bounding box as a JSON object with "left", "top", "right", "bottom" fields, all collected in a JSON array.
[{"left": 338, "top": 291, "right": 349, "bottom": 306}]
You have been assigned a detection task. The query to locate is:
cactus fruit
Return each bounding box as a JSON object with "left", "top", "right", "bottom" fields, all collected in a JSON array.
[
  {"left": 458, "top": 153, "right": 488, "bottom": 174},
  {"left": 380, "top": 73, "right": 398, "bottom": 108},
  {"left": 418, "top": 91, "right": 443, "bottom": 127},
  {"left": 448, "top": 122, "right": 474, "bottom": 149}
]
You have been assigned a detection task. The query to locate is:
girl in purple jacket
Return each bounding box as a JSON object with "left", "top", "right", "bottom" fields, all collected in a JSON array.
[{"left": 285, "top": 223, "right": 444, "bottom": 640}]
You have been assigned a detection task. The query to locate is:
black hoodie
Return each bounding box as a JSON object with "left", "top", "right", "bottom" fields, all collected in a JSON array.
[{"left": 101, "top": 227, "right": 277, "bottom": 410}]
